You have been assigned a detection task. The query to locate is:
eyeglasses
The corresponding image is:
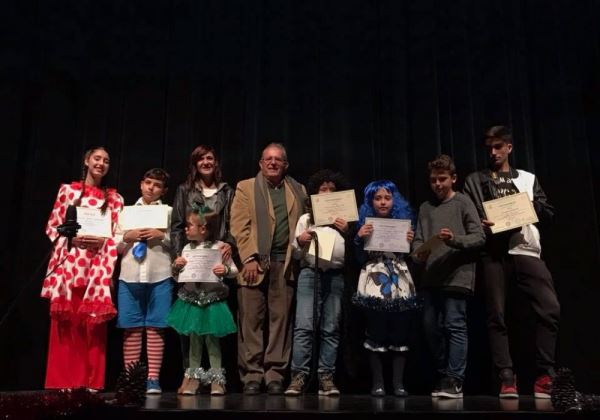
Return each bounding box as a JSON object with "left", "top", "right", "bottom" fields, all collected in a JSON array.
[{"left": 260, "top": 157, "right": 287, "bottom": 164}]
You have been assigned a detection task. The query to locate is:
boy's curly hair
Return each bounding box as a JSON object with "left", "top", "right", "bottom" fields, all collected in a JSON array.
[
  {"left": 427, "top": 155, "right": 456, "bottom": 176},
  {"left": 306, "top": 169, "right": 350, "bottom": 196}
]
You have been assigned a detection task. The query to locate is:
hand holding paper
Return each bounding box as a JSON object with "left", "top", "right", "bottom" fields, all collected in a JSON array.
[
  {"left": 332, "top": 217, "right": 349, "bottom": 233},
  {"left": 438, "top": 228, "right": 454, "bottom": 242},
  {"left": 213, "top": 264, "right": 226, "bottom": 276},
  {"left": 481, "top": 219, "right": 495, "bottom": 234},
  {"left": 72, "top": 235, "right": 105, "bottom": 250},
  {"left": 173, "top": 256, "right": 187, "bottom": 271},
  {"left": 219, "top": 243, "right": 232, "bottom": 260},
  {"left": 139, "top": 228, "right": 165, "bottom": 241},
  {"left": 297, "top": 230, "right": 313, "bottom": 247},
  {"left": 357, "top": 222, "right": 374, "bottom": 239}
]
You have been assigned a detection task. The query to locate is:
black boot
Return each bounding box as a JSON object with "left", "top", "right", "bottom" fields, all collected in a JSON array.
[
  {"left": 392, "top": 352, "right": 408, "bottom": 397},
  {"left": 369, "top": 352, "right": 385, "bottom": 397}
]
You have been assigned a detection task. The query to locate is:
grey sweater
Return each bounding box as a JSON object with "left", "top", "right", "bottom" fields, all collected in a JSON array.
[{"left": 412, "top": 192, "right": 485, "bottom": 294}]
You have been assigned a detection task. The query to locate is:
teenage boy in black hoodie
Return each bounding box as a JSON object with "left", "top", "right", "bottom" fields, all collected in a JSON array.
[{"left": 463, "top": 126, "right": 560, "bottom": 399}]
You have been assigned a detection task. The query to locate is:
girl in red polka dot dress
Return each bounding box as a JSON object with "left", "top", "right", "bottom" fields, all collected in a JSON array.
[{"left": 41, "top": 146, "right": 124, "bottom": 391}]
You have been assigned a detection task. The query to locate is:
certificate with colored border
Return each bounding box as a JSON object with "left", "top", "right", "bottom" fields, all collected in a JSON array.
[
  {"left": 178, "top": 248, "right": 221, "bottom": 283},
  {"left": 311, "top": 190, "right": 358, "bottom": 226},
  {"left": 364, "top": 217, "right": 411, "bottom": 253},
  {"left": 482, "top": 192, "right": 539, "bottom": 234}
]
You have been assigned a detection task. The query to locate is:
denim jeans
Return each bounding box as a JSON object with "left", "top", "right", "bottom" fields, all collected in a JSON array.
[
  {"left": 422, "top": 290, "right": 468, "bottom": 381},
  {"left": 291, "top": 267, "right": 345, "bottom": 375}
]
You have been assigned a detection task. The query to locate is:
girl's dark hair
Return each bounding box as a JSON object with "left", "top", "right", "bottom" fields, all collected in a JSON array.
[
  {"left": 75, "top": 146, "right": 110, "bottom": 214},
  {"left": 186, "top": 145, "right": 221, "bottom": 190}
]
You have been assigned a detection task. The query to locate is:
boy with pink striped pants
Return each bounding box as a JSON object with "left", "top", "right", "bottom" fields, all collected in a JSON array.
[{"left": 117, "top": 168, "right": 174, "bottom": 393}]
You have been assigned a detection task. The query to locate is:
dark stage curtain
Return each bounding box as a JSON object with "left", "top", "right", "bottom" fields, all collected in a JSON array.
[{"left": 1, "top": 0, "right": 599, "bottom": 393}]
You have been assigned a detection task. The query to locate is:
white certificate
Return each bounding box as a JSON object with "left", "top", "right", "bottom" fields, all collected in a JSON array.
[
  {"left": 307, "top": 229, "right": 336, "bottom": 262},
  {"left": 482, "top": 192, "right": 539, "bottom": 234},
  {"left": 76, "top": 207, "right": 112, "bottom": 238},
  {"left": 411, "top": 236, "right": 445, "bottom": 257},
  {"left": 178, "top": 248, "right": 221, "bottom": 283},
  {"left": 120, "top": 205, "right": 169, "bottom": 230},
  {"left": 364, "top": 217, "right": 411, "bottom": 253},
  {"left": 311, "top": 190, "right": 358, "bottom": 226}
]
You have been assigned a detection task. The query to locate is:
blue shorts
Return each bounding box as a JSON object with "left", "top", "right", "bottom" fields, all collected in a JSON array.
[{"left": 117, "top": 278, "right": 174, "bottom": 328}]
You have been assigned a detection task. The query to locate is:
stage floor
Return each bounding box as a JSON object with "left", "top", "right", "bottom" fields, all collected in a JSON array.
[
  {"left": 2, "top": 392, "right": 594, "bottom": 419},
  {"left": 128, "top": 393, "right": 582, "bottom": 419},
  {"left": 142, "top": 393, "right": 554, "bottom": 412}
]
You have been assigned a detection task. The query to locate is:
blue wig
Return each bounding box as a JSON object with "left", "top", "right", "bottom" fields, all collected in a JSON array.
[{"left": 357, "top": 180, "right": 415, "bottom": 227}]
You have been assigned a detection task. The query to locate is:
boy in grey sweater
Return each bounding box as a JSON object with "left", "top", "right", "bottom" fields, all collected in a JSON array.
[{"left": 412, "top": 155, "right": 485, "bottom": 398}]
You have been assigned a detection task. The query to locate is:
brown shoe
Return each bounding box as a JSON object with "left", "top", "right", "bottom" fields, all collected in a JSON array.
[
  {"left": 318, "top": 373, "right": 340, "bottom": 396},
  {"left": 211, "top": 383, "right": 226, "bottom": 395},
  {"left": 182, "top": 378, "right": 200, "bottom": 395},
  {"left": 177, "top": 377, "right": 190, "bottom": 394},
  {"left": 284, "top": 372, "right": 308, "bottom": 396}
]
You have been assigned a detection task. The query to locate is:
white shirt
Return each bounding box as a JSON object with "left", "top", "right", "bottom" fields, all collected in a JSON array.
[
  {"left": 508, "top": 170, "right": 542, "bottom": 258},
  {"left": 291, "top": 213, "right": 345, "bottom": 271},
  {"left": 202, "top": 187, "right": 218, "bottom": 197},
  {"left": 118, "top": 198, "right": 173, "bottom": 283}
]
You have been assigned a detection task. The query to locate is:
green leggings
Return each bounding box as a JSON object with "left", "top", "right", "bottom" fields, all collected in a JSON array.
[{"left": 189, "top": 334, "right": 221, "bottom": 369}]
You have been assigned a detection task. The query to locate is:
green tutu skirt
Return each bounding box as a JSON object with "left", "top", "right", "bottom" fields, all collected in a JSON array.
[{"left": 167, "top": 299, "right": 237, "bottom": 337}]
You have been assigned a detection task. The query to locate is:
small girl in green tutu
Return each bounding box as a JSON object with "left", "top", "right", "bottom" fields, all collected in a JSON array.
[{"left": 167, "top": 209, "right": 238, "bottom": 395}]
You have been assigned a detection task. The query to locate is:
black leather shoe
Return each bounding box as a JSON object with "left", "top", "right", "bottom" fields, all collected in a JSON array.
[
  {"left": 244, "top": 380, "right": 261, "bottom": 395},
  {"left": 267, "top": 380, "right": 284, "bottom": 395}
]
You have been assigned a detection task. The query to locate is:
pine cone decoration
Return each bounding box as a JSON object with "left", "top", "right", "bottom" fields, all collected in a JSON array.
[
  {"left": 115, "top": 361, "right": 148, "bottom": 406},
  {"left": 551, "top": 368, "right": 582, "bottom": 412}
]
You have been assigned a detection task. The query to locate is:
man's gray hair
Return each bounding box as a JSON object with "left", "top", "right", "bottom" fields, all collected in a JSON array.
[{"left": 261, "top": 142, "right": 288, "bottom": 162}]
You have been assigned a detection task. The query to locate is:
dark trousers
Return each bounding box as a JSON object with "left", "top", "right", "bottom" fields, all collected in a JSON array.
[
  {"left": 481, "top": 253, "right": 560, "bottom": 375},
  {"left": 237, "top": 261, "right": 294, "bottom": 384}
]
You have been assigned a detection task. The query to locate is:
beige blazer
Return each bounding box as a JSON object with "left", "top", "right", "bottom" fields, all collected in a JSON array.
[{"left": 230, "top": 177, "right": 305, "bottom": 286}]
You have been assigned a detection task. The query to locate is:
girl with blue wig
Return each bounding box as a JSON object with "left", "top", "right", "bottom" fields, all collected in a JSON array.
[{"left": 353, "top": 180, "right": 419, "bottom": 397}]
